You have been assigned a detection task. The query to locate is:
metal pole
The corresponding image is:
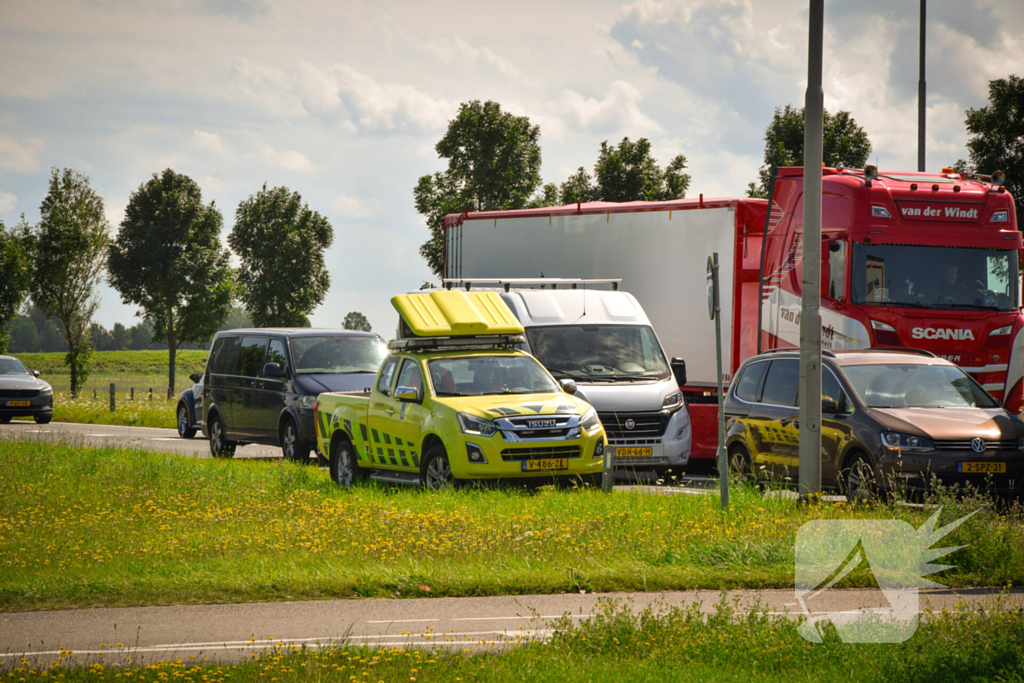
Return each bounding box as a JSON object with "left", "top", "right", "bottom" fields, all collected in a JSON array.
[
  {"left": 918, "top": 0, "right": 926, "bottom": 172},
  {"left": 799, "top": 0, "right": 824, "bottom": 499},
  {"left": 601, "top": 445, "right": 614, "bottom": 493},
  {"left": 713, "top": 253, "right": 728, "bottom": 510},
  {"left": 109, "top": 382, "right": 116, "bottom": 413}
]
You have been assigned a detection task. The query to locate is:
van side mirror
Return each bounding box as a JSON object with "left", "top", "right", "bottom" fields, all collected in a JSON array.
[
  {"left": 559, "top": 378, "right": 578, "bottom": 395},
  {"left": 394, "top": 385, "right": 420, "bottom": 402},
  {"left": 822, "top": 395, "right": 839, "bottom": 413},
  {"left": 670, "top": 358, "right": 687, "bottom": 386},
  {"left": 189, "top": 372, "right": 201, "bottom": 383},
  {"left": 262, "top": 362, "right": 286, "bottom": 378}
]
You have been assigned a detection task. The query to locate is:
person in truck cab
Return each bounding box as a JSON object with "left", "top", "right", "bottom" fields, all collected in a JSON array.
[{"left": 934, "top": 262, "right": 972, "bottom": 304}]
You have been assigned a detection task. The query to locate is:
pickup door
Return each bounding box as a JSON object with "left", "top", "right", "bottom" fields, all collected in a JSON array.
[{"left": 367, "top": 356, "right": 426, "bottom": 470}]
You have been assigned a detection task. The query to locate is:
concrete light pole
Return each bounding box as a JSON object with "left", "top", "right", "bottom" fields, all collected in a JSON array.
[
  {"left": 799, "top": 0, "right": 823, "bottom": 499},
  {"left": 918, "top": 0, "right": 927, "bottom": 172}
]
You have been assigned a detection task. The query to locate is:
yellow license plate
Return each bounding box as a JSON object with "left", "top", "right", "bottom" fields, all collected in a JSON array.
[
  {"left": 522, "top": 458, "right": 568, "bottom": 471},
  {"left": 616, "top": 447, "right": 653, "bottom": 458},
  {"left": 5, "top": 401, "right": 30, "bottom": 407},
  {"left": 958, "top": 461, "right": 1006, "bottom": 474}
]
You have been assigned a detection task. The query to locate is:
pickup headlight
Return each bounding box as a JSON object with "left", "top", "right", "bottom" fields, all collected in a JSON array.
[
  {"left": 881, "top": 431, "right": 934, "bottom": 453},
  {"left": 300, "top": 395, "right": 317, "bottom": 409},
  {"left": 458, "top": 413, "right": 497, "bottom": 437},
  {"left": 580, "top": 407, "right": 600, "bottom": 432},
  {"left": 662, "top": 391, "right": 683, "bottom": 410}
]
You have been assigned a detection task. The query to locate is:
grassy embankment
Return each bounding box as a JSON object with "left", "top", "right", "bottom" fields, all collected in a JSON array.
[
  {"left": 8, "top": 598, "right": 1024, "bottom": 682},
  {"left": 11, "top": 350, "right": 206, "bottom": 429},
  {"left": 2, "top": 440, "right": 1022, "bottom": 612}
]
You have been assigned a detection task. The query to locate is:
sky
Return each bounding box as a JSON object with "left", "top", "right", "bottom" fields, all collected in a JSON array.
[{"left": 1, "top": 0, "right": 1022, "bottom": 335}]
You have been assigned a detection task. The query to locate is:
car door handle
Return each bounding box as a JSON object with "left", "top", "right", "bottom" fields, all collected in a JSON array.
[{"left": 385, "top": 408, "right": 395, "bottom": 415}]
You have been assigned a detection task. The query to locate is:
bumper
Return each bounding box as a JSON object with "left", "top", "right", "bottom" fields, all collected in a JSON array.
[
  {"left": 610, "top": 407, "right": 691, "bottom": 469},
  {"left": 449, "top": 430, "right": 607, "bottom": 480},
  {"left": 877, "top": 450, "right": 1024, "bottom": 493},
  {"left": 298, "top": 408, "right": 317, "bottom": 445}
]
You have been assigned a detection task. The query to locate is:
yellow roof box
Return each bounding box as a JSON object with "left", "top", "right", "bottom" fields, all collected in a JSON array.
[{"left": 391, "top": 290, "right": 524, "bottom": 337}]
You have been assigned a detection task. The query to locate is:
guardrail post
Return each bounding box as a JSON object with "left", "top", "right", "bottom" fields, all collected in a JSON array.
[
  {"left": 93, "top": 388, "right": 97, "bottom": 399},
  {"left": 601, "top": 446, "right": 615, "bottom": 493},
  {"left": 109, "top": 383, "right": 116, "bottom": 412},
  {"left": 149, "top": 388, "right": 153, "bottom": 401},
  {"left": 130, "top": 387, "right": 134, "bottom": 401}
]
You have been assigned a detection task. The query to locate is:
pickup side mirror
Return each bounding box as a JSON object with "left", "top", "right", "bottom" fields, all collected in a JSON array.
[
  {"left": 559, "top": 378, "right": 577, "bottom": 395},
  {"left": 822, "top": 395, "right": 839, "bottom": 414},
  {"left": 394, "top": 385, "right": 420, "bottom": 402},
  {"left": 262, "top": 362, "right": 286, "bottom": 378},
  {"left": 670, "top": 358, "right": 687, "bottom": 386},
  {"left": 33, "top": 371, "right": 41, "bottom": 378},
  {"left": 189, "top": 372, "right": 202, "bottom": 383}
]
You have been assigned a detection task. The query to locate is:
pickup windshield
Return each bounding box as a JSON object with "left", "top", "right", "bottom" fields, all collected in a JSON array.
[
  {"left": 851, "top": 244, "right": 1019, "bottom": 311},
  {"left": 843, "top": 363, "right": 999, "bottom": 409},
  {"left": 291, "top": 336, "right": 387, "bottom": 375},
  {"left": 428, "top": 355, "right": 559, "bottom": 396},
  {"left": 525, "top": 325, "right": 671, "bottom": 382}
]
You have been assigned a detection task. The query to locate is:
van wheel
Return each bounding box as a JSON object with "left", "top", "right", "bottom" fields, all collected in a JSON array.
[
  {"left": 177, "top": 403, "right": 197, "bottom": 439},
  {"left": 208, "top": 413, "right": 236, "bottom": 459},
  {"left": 422, "top": 445, "right": 456, "bottom": 490},
  {"left": 329, "top": 437, "right": 363, "bottom": 487},
  {"left": 845, "top": 454, "right": 878, "bottom": 503},
  {"left": 281, "top": 418, "right": 311, "bottom": 463}
]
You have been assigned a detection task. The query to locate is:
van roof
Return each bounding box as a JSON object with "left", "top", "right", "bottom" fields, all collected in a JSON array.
[{"left": 498, "top": 289, "right": 651, "bottom": 327}]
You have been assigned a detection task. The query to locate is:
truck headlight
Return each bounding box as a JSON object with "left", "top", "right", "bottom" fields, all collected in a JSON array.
[
  {"left": 458, "top": 413, "right": 497, "bottom": 437},
  {"left": 300, "top": 395, "right": 317, "bottom": 409},
  {"left": 580, "top": 407, "right": 600, "bottom": 432},
  {"left": 881, "top": 431, "right": 934, "bottom": 453},
  {"left": 991, "top": 325, "right": 1013, "bottom": 336},
  {"left": 662, "top": 391, "right": 683, "bottom": 410}
]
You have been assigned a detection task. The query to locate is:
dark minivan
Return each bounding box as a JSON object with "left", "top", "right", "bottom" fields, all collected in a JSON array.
[{"left": 202, "top": 329, "right": 387, "bottom": 461}]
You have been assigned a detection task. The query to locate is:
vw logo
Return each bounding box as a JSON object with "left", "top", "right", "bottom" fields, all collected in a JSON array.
[
  {"left": 625, "top": 419, "right": 635, "bottom": 430},
  {"left": 970, "top": 437, "right": 986, "bottom": 453}
]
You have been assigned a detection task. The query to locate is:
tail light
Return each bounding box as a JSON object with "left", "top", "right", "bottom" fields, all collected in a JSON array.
[{"left": 1005, "top": 379, "right": 1023, "bottom": 415}]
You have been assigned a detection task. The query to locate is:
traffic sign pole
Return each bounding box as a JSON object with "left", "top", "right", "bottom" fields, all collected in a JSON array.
[{"left": 708, "top": 253, "right": 728, "bottom": 510}]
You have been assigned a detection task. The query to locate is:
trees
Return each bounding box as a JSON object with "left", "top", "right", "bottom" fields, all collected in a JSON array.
[
  {"left": 0, "top": 218, "right": 33, "bottom": 354},
  {"left": 415, "top": 100, "right": 543, "bottom": 276},
  {"left": 965, "top": 75, "right": 1024, "bottom": 224},
  {"left": 229, "top": 184, "right": 333, "bottom": 328},
  {"left": 30, "top": 168, "right": 110, "bottom": 396},
  {"left": 747, "top": 105, "right": 873, "bottom": 198},
  {"left": 109, "top": 169, "right": 234, "bottom": 396},
  {"left": 559, "top": 167, "right": 597, "bottom": 205},
  {"left": 593, "top": 137, "right": 691, "bottom": 202},
  {"left": 343, "top": 311, "right": 372, "bottom": 332}
]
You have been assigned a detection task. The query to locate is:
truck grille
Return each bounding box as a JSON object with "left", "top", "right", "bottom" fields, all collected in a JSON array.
[
  {"left": 933, "top": 440, "right": 1017, "bottom": 452},
  {"left": 598, "top": 411, "right": 668, "bottom": 439},
  {"left": 0, "top": 390, "right": 39, "bottom": 399},
  {"left": 501, "top": 446, "right": 582, "bottom": 462}
]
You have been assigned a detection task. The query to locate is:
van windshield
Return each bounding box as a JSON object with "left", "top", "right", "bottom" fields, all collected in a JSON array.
[
  {"left": 525, "top": 325, "right": 671, "bottom": 382},
  {"left": 842, "top": 363, "right": 999, "bottom": 409},
  {"left": 291, "top": 336, "right": 388, "bottom": 375}
]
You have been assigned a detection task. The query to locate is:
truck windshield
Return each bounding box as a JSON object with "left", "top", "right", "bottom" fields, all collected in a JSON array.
[
  {"left": 525, "top": 325, "right": 671, "bottom": 382},
  {"left": 291, "top": 336, "right": 387, "bottom": 375},
  {"left": 843, "top": 363, "right": 999, "bottom": 409},
  {"left": 428, "top": 355, "right": 560, "bottom": 396},
  {"left": 851, "top": 244, "right": 1019, "bottom": 311}
]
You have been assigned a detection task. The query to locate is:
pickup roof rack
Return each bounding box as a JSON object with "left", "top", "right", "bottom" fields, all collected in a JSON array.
[
  {"left": 443, "top": 278, "right": 622, "bottom": 292},
  {"left": 388, "top": 334, "right": 527, "bottom": 351}
]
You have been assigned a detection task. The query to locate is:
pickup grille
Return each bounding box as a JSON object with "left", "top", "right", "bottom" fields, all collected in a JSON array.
[
  {"left": 501, "top": 446, "right": 582, "bottom": 462},
  {"left": 598, "top": 411, "right": 668, "bottom": 439},
  {"left": 499, "top": 414, "right": 576, "bottom": 441},
  {"left": 0, "top": 390, "right": 39, "bottom": 399}
]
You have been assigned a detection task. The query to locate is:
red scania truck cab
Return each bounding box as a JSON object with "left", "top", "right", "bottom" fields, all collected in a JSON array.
[{"left": 442, "top": 166, "right": 1022, "bottom": 458}]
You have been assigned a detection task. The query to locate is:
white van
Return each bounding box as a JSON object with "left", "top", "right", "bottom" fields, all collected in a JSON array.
[{"left": 444, "top": 279, "right": 691, "bottom": 474}]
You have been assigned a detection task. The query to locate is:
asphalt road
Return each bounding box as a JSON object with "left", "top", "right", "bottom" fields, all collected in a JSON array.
[{"left": 2, "top": 589, "right": 1018, "bottom": 665}]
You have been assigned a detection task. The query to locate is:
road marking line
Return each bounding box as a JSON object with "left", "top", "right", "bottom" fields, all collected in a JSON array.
[
  {"left": 366, "top": 618, "right": 439, "bottom": 624},
  {"left": 450, "top": 614, "right": 592, "bottom": 621}
]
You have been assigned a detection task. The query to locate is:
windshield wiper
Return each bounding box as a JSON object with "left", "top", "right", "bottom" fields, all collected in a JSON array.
[
  {"left": 436, "top": 391, "right": 473, "bottom": 397},
  {"left": 934, "top": 303, "right": 1005, "bottom": 311}
]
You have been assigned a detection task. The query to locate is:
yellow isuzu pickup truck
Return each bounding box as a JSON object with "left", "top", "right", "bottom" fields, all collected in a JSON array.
[{"left": 314, "top": 290, "right": 606, "bottom": 488}]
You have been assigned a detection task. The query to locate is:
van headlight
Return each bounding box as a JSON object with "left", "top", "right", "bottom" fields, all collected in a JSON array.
[
  {"left": 580, "top": 407, "right": 601, "bottom": 432},
  {"left": 881, "top": 431, "right": 934, "bottom": 453},
  {"left": 458, "top": 413, "right": 497, "bottom": 437},
  {"left": 662, "top": 391, "right": 683, "bottom": 410}
]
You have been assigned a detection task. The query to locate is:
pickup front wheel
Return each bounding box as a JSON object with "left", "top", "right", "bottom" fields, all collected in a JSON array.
[
  {"left": 422, "top": 445, "right": 455, "bottom": 490},
  {"left": 330, "top": 437, "right": 363, "bottom": 487}
]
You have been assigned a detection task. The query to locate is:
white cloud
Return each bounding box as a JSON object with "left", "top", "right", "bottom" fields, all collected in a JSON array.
[
  {"left": 331, "top": 64, "right": 454, "bottom": 131},
  {"left": 0, "top": 191, "right": 16, "bottom": 213},
  {"left": 559, "top": 81, "right": 662, "bottom": 135},
  {"left": 104, "top": 200, "right": 124, "bottom": 228},
  {"left": 0, "top": 135, "right": 43, "bottom": 172},
  {"left": 262, "top": 145, "right": 313, "bottom": 172},
  {"left": 193, "top": 129, "right": 226, "bottom": 154},
  {"left": 333, "top": 194, "right": 372, "bottom": 218},
  {"left": 204, "top": 175, "right": 225, "bottom": 192}
]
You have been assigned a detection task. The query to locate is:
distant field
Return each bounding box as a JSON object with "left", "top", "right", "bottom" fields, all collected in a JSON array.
[{"left": 14, "top": 350, "right": 208, "bottom": 395}]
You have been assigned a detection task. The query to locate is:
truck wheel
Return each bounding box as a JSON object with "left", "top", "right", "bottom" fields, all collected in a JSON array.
[
  {"left": 208, "top": 413, "right": 237, "bottom": 459},
  {"left": 329, "top": 436, "right": 363, "bottom": 487},
  {"left": 177, "top": 403, "right": 197, "bottom": 439},
  {"left": 281, "top": 418, "right": 311, "bottom": 463},
  {"left": 422, "top": 444, "right": 455, "bottom": 490}
]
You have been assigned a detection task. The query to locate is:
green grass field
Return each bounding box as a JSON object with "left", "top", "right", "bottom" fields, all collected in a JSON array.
[
  {"left": 14, "top": 350, "right": 208, "bottom": 396},
  {"left": 8, "top": 597, "right": 1024, "bottom": 682},
  {"left": 1, "top": 440, "right": 1021, "bottom": 612}
]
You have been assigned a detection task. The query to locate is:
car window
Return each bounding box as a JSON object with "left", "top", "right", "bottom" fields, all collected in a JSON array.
[
  {"left": 0, "top": 358, "right": 31, "bottom": 376},
  {"left": 733, "top": 360, "right": 768, "bottom": 402},
  {"left": 209, "top": 336, "right": 241, "bottom": 375},
  {"left": 377, "top": 358, "right": 400, "bottom": 396},
  {"left": 396, "top": 359, "right": 423, "bottom": 396},
  {"left": 236, "top": 337, "right": 267, "bottom": 378},
  {"left": 266, "top": 339, "right": 288, "bottom": 372},
  {"left": 822, "top": 368, "right": 852, "bottom": 413},
  {"left": 290, "top": 336, "right": 388, "bottom": 375},
  {"left": 761, "top": 359, "right": 799, "bottom": 407},
  {"left": 842, "top": 363, "right": 999, "bottom": 409}
]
